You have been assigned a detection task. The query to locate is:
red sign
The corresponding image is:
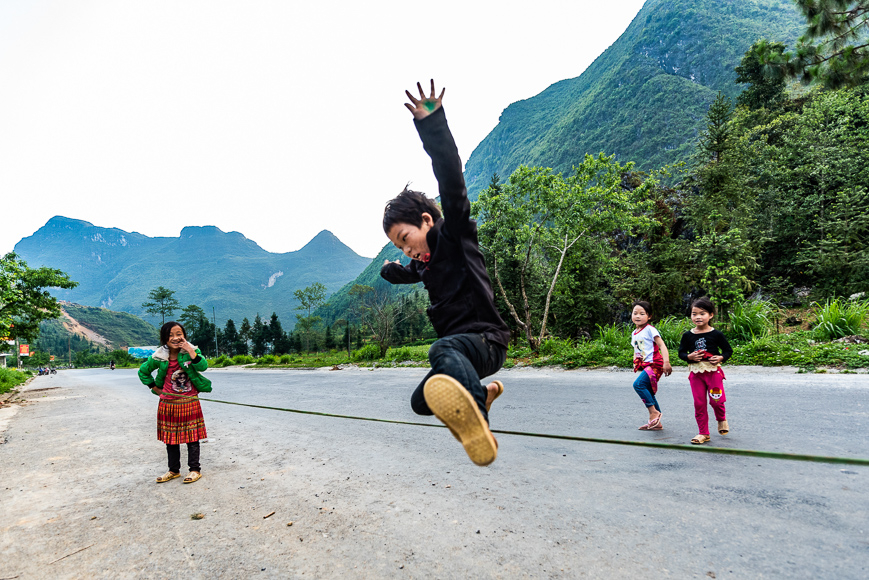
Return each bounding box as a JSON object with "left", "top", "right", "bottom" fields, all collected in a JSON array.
[
  {"left": 50, "top": 355, "right": 55, "bottom": 361},
  {"left": 19, "top": 344, "right": 29, "bottom": 356}
]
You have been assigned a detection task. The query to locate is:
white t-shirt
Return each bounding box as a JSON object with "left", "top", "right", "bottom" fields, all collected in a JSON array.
[{"left": 631, "top": 325, "right": 661, "bottom": 364}]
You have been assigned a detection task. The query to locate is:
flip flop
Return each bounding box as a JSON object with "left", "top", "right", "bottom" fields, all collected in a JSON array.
[
  {"left": 424, "top": 374, "right": 498, "bottom": 466},
  {"left": 638, "top": 415, "right": 662, "bottom": 430},
  {"left": 486, "top": 380, "right": 505, "bottom": 412}
]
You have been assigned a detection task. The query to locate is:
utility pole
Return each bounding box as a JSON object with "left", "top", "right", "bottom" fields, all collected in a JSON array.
[{"left": 213, "top": 306, "right": 219, "bottom": 358}]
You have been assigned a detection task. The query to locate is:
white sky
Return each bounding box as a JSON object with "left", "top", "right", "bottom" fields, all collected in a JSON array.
[{"left": 1, "top": 0, "right": 647, "bottom": 259}]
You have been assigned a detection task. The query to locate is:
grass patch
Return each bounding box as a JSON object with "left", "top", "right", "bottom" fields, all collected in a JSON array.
[{"left": 0, "top": 368, "right": 31, "bottom": 394}]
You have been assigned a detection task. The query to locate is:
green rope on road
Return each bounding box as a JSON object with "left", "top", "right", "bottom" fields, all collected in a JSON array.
[{"left": 198, "top": 397, "right": 869, "bottom": 467}]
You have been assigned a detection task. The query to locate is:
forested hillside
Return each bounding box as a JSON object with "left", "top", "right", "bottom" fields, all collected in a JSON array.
[
  {"left": 32, "top": 303, "right": 158, "bottom": 363},
  {"left": 462, "top": 0, "right": 804, "bottom": 197}
]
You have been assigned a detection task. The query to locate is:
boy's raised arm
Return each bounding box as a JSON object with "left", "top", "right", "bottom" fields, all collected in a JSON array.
[{"left": 406, "top": 80, "right": 470, "bottom": 234}]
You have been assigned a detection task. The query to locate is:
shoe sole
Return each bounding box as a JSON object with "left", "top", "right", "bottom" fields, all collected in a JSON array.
[{"left": 424, "top": 374, "right": 497, "bottom": 466}]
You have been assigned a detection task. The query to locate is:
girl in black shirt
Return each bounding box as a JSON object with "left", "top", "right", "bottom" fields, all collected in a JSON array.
[{"left": 678, "top": 297, "right": 733, "bottom": 444}]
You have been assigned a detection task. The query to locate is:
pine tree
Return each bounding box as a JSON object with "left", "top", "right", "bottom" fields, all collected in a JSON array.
[{"left": 735, "top": 40, "right": 787, "bottom": 110}]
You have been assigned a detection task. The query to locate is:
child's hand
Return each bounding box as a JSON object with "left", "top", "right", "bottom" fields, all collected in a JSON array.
[
  {"left": 687, "top": 351, "right": 703, "bottom": 362},
  {"left": 177, "top": 340, "right": 197, "bottom": 357},
  {"left": 151, "top": 387, "right": 162, "bottom": 396},
  {"left": 663, "top": 361, "right": 672, "bottom": 376},
  {"left": 405, "top": 79, "right": 445, "bottom": 120},
  {"left": 708, "top": 355, "right": 723, "bottom": 364}
]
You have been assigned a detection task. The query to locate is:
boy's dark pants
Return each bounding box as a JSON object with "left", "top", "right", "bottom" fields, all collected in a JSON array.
[
  {"left": 411, "top": 333, "right": 507, "bottom": 424},
  {"left": 167, "top": 442, "right": 201, "bottom": 473}
]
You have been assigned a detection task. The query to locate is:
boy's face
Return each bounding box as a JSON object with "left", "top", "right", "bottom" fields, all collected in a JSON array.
[{"left": 387, "top": 212, "right": 434, "bottom": 262}]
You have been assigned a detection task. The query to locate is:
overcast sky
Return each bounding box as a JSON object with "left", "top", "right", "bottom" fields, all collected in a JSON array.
[{"left": 1, "top": 0, "right": 647, "bottom": 259}]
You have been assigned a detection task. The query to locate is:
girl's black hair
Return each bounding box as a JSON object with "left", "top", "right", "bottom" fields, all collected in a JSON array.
[
  {"left": 382, "top": 187, "right": 442, "bottom": 234},
  {"left": 691, "top": 296, "right": 716, "bottom": 315},
  {"left": 631, "top": 300, "right": 652, "bottom": 318},
  {"left": 159, "top": 321, "right": 187, "bottom": 346}
]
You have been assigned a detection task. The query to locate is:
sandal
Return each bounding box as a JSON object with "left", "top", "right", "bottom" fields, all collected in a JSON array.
[
  {"left": 638, "top": 415, "right": 662, "bottom": 430},
  {"left": 718, "top": 420, "right": 729, "bottom": 435},
  {"left": 690, "top": 434, "right": 711, "bottom": 445},
  {"left": 486, "top": 380, "right": 505, "bottom": 412},
  {"left": 183, "top": 471, "right": 202, "bottom": 484},
  {"left": 156, "top": 471, "right": 181, "bottom": 483}
]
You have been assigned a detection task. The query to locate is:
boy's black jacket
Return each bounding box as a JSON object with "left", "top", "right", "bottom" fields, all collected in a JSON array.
[{"left": 380, "top": 107, "right": 510, "bottom": 348}]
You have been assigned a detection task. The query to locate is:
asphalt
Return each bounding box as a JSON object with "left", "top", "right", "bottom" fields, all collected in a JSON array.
[{"left": 0, "top": 366, "right": 867, "bottom": 579}]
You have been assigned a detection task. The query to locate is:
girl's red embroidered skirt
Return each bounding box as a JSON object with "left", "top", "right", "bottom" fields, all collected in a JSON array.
[{"left": 157, "top": 398, "right": 207, "bottom": 444}]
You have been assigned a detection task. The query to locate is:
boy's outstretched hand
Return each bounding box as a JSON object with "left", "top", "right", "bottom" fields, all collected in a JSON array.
[{"left": 405, "top": 79, "right": 445, "bottom": 120}]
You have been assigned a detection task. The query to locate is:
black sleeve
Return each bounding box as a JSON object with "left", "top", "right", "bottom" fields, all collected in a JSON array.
[
  {"left": 380, "top": 262, "right": 422, "bottom": 285},
  {"left": 678, "top": 332, "right": 693, "bottom": 362},
  {"left": 716, "top": 331, "right": 733, "bottom": 362},
  {"left": 413, "top": 107, "right": 469, "bottom": 239}
]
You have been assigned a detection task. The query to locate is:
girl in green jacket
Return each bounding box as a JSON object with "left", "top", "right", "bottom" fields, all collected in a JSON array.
[{"left": 138, "top": 321, "right": 212, "bottom": 484}]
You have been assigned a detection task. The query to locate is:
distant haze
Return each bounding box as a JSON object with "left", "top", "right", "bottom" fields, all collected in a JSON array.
[{"left": 1, "top": 0, "right": 647, "bottom": 258}]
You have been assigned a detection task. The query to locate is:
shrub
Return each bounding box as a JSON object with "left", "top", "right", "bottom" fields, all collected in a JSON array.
[
  {"left": 0, "top": 368, "right": 30, "bottom": 394},
  {"left": 595, "top": 323, "right": 632, "bottom": 347},
  {"left": 727, "top": 299, "right": 775, "bottom": 342},
  {"left": 655, "top": 316, "right": 693, "bottom": 349},
  {"left": 257, "top": 354, "right": 278, "bottom": 365},
  {"left": 210, "top": 355, "right": 231, "bottom": 368},
  {"left": 812, "top": 298, "right": 869, "bottom": 340},
  {"left": 538, "top": 337, "right": 574, "bottom": 357},
  {"left": 279, "top": 354, "right": 293, "bottom": 364},
  {"left": 352, "top": 343, "right": 381, "bottom": 361},
  {"left": 385, "top": 345, "right": 430, "bottom": 362},
  {"left": 232, "top": 354, "right": 254, "bottom": 365}
]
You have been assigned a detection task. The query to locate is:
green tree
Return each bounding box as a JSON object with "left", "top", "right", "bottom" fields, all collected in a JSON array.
[
  {"left": 239, "top": 317, "right": 252, "bottom": 355},
  {"left": 736, "top": 40, "right": 788, "bottom": 110},
  {"left": 349, "top": 284, "right": 409, "bottom": 356},
  {"left": 294, "top": 282, "right": 327, "bottom": 351},
  {"left": 766, "top": 0, "right": 869, "bottom": 88},
  {"left": 250, "top": 314, "right": 268, "bottom": 357},
  {"left": 142, "top": 286, "right": 180, "bottom": 326},
  {"left": 0, "top": 253, "right": 77, "bottom": 366},
  {"left": 473, "top": 155, "right": 651, "bottom": 349},
  {"left": 179, "top": 304, "right": 215, "bottom": 355},
  {"left": 269, "top": 312, "right": 293, "bottom": 354},
  {"left": 220, "top": 319, "right": 246, "bottom": 357}
]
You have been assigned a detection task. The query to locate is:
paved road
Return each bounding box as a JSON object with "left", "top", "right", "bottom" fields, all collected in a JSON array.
[{"left": 0, "top": 366, "right": 867, "bottom": 579}]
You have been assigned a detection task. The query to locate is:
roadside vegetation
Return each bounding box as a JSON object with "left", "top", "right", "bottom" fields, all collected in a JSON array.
[
  {"left": 200, "top": 301, "right": 867, "bottom": 373},
  {"left": 0, "top": 368, "right": 31, "bottom": 394}
]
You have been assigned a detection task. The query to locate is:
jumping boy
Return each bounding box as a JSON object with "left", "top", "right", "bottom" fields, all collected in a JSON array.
[{"left": 380, "top": 80, "right": 510, "bottom": 466}]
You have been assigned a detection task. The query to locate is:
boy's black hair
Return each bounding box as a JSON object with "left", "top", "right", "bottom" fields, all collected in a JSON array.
[
  {"left": 631, "top": 300, "right": 652, "bottom": 318},
  {"left": 382, "top": 187, "right": 442, "bottom": 234},
  {"left": 691, "top": 297, "right": 716, "bottom": 315},
  {"left": 160, "top": 321, "right": 187, "bottom": 346}
]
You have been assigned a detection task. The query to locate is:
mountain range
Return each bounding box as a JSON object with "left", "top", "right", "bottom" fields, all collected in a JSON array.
[
  {"left": 462, "top": 0, "right": 805, "bottom": 196},
  {"left": 15, "top": 216, "right": 371, "bottom": 328}
]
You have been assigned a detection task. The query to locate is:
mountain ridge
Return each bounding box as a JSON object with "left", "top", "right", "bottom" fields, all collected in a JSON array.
[
  {"left": 15, "top": 216, "right": 371, "bottom": 328},
  {"left": 462, "top": 0, "right": 805, "bottom": 197}
]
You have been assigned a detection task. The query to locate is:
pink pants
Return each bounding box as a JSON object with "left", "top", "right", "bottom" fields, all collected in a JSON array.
[{"left": 689, "top": 370, "right": 726, "bottom": 436}]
